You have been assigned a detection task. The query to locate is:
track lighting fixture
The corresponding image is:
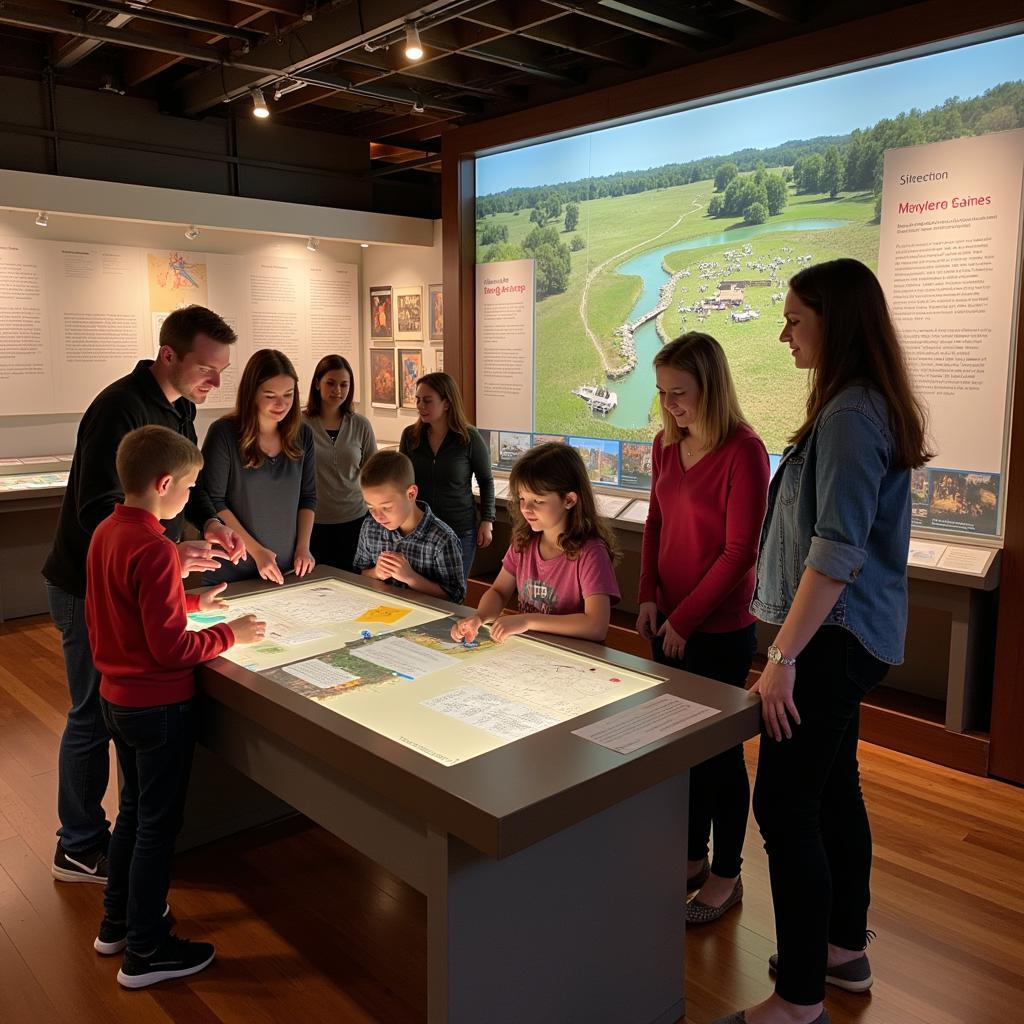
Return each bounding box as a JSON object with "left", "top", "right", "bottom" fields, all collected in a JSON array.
[
  {"left": 412, "top": 97, "right": 425, "bottom": 114},
  {"left": 35, "top": 211, "right": 48, "bottom": 228},
  {"left": 274, "top": 80, "right": 307, "bottom": 101},
  {"left": 404, "top": 23, "right": 423, "bottom": 61},
  {"left": 306, "top": 237, "right": 320, "bottom": 253},
  {"left": 250, "top": 86, "right": 270, "bottom": 119},
  {"left": 185, "top": 225, "right": 200, "bottom": 241}
]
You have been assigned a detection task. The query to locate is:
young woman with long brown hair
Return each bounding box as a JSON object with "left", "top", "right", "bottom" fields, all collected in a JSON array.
[
  {"left": 200, "top": 349, "right": 316, "bottom": 585},
  {"left": 451, "top": 442, "right": 619, "bottom": 645},
  {"left": 302, "top": 354, "right": 376, "bottom": 572},
  {"left": 638, "top": 331, "right": 769, "bottom": 925},
  {"left": 714, "top": 259, "right": 930, "bottom": 1024},
  {"left": 399, "top": 372, "right": 495, "bottom": 583}
]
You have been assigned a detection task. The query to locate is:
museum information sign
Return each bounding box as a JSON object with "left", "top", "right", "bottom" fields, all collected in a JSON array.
[{"left": 878, "top": 128, "right": 1024, "bottom": 535}]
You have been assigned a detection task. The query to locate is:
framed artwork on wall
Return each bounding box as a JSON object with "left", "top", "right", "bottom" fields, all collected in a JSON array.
[
  {"left": 370, "top": 347, "right": 398, "bottom": 408},
  {"left": 399, "top": 348, "right": 423, "bottom": 409},
  {"left": 394, "top": 285, "right": 423, "bottom": 341},
  {"left": 428, "top": 283, "right": 444, "bottom": 342},
  {"left": 434, "top": 348, "right": 444, "bottom": 373},
  {"left": 369, "top": 285, "right": 393, "bottom": 340}
]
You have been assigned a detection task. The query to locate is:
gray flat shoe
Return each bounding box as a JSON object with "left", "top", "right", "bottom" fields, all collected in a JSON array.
[
  {"left": 769, "top": 950, "right": 873, "bottom": 992},
  {"left": 686, "top": 877, "right": 742, "bottom": 925}
]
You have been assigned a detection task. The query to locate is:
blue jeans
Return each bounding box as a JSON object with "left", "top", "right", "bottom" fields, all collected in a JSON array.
[
  {"left": 457, "top": 528, "right": 477, "bottom": 584},
  {"left": 47, "top": 582, "right": 111, "bottom": 853},
  {"left": 102, "top": 698, "right": 197, "bottom": 953}
]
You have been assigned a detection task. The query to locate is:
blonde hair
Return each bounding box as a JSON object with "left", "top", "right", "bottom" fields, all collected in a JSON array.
[
  {"left": 653, "top": 332, "right": 747, "bottom": 450},
  {"left": 406, "top": 372, "right": 471, "bottom": 447},
  {"left": 116, "top": 425, "right": 202, "bottom": 494},
  {"left": 508, "top": 443, "right": 618, "bottom": 562}
]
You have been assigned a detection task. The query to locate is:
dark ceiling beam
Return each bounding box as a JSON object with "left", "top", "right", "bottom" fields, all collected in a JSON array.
[
  {"left": 457, "top": 0, "right": 569, "bottom": 32},
  {"left": 337, "top": 52, "right": 523, "bottom": 99},
  {"left": 123, "top": 7, "right": 273, "bottom": 86},
  {"left": 175, "top": 0, "right": 486, "bottom": 115},
  {"left": 0, "top": 3, "right": 234, "bottom": 62},
  {"left": 54, "top": 0, "right": 264, "bottom": 43},
  {"left": 596, "top": 0, "right": 726, "bottom": 43},
  {"left": 371, "top": 152, "right": 442, "bottom": 176},
  {"left": 461, "top": 36, "right": 584, "bottom": 83},
  {"left": 225, "top": 0, "right": 306, "bottom": 15},
  {"left": 517, "top": 18, "right": 641, "bottom": 66},
  {"left": 544, "top": 0, "right": 704, "bottom": 48},
  {"left": 52, "top": 0, "right": 153, "bottom": 67},
  {"left": 733, "top": 0, "right": 803, "bottom": 22}
]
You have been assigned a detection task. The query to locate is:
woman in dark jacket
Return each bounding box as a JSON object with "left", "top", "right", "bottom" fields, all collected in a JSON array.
[{"left": 399, "top": 372, "right": 495, "bottom": 583}]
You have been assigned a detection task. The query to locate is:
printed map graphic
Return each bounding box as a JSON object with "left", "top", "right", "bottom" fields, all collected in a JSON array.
[{"left": 147, "top": 251, "right": 208, "bottom": 311}]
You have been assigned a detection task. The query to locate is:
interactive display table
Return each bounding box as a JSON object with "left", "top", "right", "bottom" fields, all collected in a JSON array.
[{"left": 192, "top": 568, "right": 759, "bottom": 1024}]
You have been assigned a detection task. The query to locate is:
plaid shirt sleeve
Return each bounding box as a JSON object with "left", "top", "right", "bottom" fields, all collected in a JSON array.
[
  {"left": 433, "top": 529, "right": 467, "bottom": 605},
  {"left": 352, "top": 518, "right": 376, "bottom": 571}
]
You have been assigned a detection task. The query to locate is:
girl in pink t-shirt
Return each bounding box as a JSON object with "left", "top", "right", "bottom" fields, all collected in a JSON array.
[{"left": 451, "top": 443, "right": 620, "bottom": 644}]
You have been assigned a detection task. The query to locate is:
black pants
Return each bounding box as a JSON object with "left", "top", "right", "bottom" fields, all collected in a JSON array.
[
  {"left": 101, "top": 698, "right": 197, "bottom": 953},
  {"left": 310, "top": 515, "right": 366, "bottom": 573},
  {"left": 652, "top": 621, "right": 757, "bottom": 879},
  {"left": 752, "top": 626, "right": 888, "bottom": 1005}
]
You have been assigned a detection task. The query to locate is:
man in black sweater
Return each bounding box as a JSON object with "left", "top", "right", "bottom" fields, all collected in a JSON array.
[{"left": 43, "top": 305, "right": 247, "bottom": 884}]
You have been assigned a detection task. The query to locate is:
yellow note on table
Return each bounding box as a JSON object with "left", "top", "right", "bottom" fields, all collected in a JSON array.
[{"left": 356, "top": 605, "right": 411, "bottom": 625}]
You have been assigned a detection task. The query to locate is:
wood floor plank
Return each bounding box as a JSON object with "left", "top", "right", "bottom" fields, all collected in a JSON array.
[{"left": 1, "top": 616, "right": 1023, "bottom": 1023}]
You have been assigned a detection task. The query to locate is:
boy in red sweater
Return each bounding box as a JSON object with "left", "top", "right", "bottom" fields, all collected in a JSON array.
[{"left": 85, "top": 425, "right": 264, "bottom": 989}]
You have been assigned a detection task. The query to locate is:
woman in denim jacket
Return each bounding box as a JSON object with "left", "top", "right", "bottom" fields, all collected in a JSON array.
[{"left": 714, "top": 259, "right": 930, "bottom": 1024}]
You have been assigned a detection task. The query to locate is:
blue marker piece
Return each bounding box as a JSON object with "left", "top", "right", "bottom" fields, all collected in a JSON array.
[
  {"left": 360, "top": 629, "right": 372, "bottom": 640},
  {"left": 397, "top": 672, "right": 414, "bottom": 680}
]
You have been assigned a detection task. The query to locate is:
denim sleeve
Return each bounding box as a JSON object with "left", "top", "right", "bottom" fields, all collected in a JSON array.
[{"left": 806, "top": 408, "right": 888, "bottom": 584}]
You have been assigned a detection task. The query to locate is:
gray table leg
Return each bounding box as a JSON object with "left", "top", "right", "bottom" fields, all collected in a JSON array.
[{"left": 426, "top": 772, "right": 689, "bottom": 1024}]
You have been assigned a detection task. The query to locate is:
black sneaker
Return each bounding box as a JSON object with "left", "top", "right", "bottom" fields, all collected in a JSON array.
[
  {"left": 94, "top": 903, "right": 173, "bottom": 956},
  {"left": 117, "top": 934, "right": 215, "bottom": 989},
  {"left": 52, "top": 841, "right": 108, "bottom": 884}
]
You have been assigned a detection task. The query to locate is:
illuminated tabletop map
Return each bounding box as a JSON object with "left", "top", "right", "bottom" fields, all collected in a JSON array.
[{"left": 189, "top": 577, "right": 664, "bottom": 766}]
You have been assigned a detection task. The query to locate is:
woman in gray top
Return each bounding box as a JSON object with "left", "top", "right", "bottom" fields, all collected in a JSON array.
[
  {"left": 302, "top": 354, "right": 377, "bottom": 572},
  {"left": 200, "top": 349, "right": 317, "bottom": 585}
]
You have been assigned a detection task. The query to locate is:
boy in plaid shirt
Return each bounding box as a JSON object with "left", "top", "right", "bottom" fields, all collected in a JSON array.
[{"left": 354, "top": 451, "right": 466, "bottom": 605}]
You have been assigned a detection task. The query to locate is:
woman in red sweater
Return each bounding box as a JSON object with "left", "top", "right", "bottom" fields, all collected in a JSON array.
[{"left": 637, "top": 331, "right": 769, "bottom": 924}]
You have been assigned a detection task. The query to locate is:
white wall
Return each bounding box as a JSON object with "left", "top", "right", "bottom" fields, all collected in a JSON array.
[
  {"left": 0, "top": 198, "right": 442, "bottom": 458},
  {"left": 359, "top": 220, "right": 444, "bottom": 446}
]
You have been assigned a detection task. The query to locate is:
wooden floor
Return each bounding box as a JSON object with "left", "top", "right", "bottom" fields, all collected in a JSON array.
[{"left": 1, "top": 614, "right": 1023, "bottom": 1024}]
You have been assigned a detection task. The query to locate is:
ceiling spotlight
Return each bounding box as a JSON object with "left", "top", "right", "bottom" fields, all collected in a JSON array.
[
  {"left": 360, "top": 243, "right": 369, "bottom": 249},
  {"left": 35, "top": 211, "right": 48, "bottom": 228},
  {"left": 250, "top": 86, "right": 270, "bottom": 119},
  {"left": 404, "top": 23, "right": 423, "bottom": 61},
  {"left": 306, "top": 237, "right": 320, "bottom": 253},
  {"left": 185, "top": 225, "right": 200, "bottom": 241},
  {"left": 411, "top": 97, "right": 425, "bottom": 114}
]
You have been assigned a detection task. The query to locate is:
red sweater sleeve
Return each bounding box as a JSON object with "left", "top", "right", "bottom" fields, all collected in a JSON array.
[
  {"left": 638, "top": 435, "right": 664, "bottom": 604},
  {"left": 667, "top": 437, "right": 769, "bottom": 638},
  {"left": 135, "top": 544, "right": 234, "bottom": 669}
]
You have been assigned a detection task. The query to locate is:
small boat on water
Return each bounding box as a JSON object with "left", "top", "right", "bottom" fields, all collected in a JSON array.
[{"left": 572, "top": 384, "right": 618, "bottom": 414}]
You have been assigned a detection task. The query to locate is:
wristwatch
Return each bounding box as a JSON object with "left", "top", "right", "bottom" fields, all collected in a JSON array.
[{"left": 766, "top": 643, "right": 797, "bottom": 667}]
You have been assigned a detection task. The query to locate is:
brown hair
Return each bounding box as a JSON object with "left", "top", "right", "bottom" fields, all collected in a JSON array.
[
  {"left": 158, "top": 305, "right": 236, "bottom": 358},
  {"left": 406, "top": 372, "right": 471, "bottom": 447},
  {"left": 116, "top": 425, "right": 202, "bottom": 494},
  {"left": 306, "top": 354, "right": 356, "bottom": 418},
  {"left": 788, "top": 259, "right": 931, "bottom": 470},
  {"left": 229, "top": 349, "right": 302, "bottom": 469},
  {"left": 508, "top": 442, "right": 619, "bottom": 562},
  {"left": 653, "top": 331, "right": 748, "bottom": 449},
  {"left": 360, "top": 449, "right": 415, "bottom": 490}
]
